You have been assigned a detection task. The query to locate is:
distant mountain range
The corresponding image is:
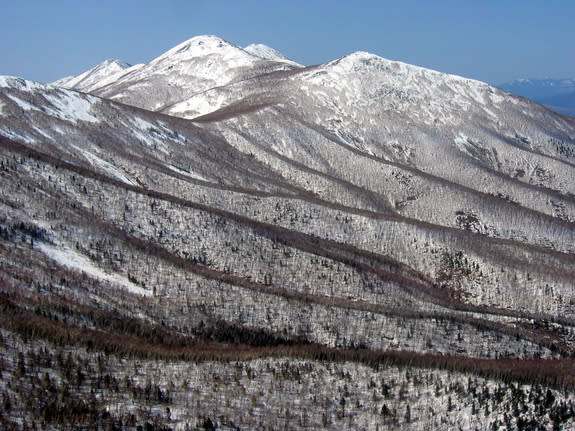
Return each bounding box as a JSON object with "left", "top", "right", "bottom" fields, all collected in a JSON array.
[
  {"left": 2, "top": 35, "right": 575, "bottom": 429},
  {"left": 499, "top": 78, "right": 575, "bottom": 116}
]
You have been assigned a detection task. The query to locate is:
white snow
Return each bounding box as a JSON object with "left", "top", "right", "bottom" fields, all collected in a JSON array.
[
  {"left": 48, "top": 36, "right": 303, "bottom": 115},
  {"left": 151, "top": 35, "right": 242, "bottom": 63},
  {"left": 129, "top": 117, "right": 169, "bottom": 154},
  {"left": 6, "top": 94, "right": 38, "bottom": 111},
  {"left": 32, "top": 126, "right": 54, "bottom": 140},
  {"left": 71, "top": 144, "right": 137, "bottom": 185},
  {"left": 131, "top": 129, "right": 165, "bottom": 153},
  {"left": 243, "top": 43, "right": 301, "bottom": 66},
  {"left": 3, "top": 84, "right": 100, "bottom": 125},
  {"left": 165, "top": 90, "right": 229, "bottom": 118},
  {"left": 295, "top": 49, "right": 507, "bottom": 129},
  {"left": 167, "top": 164, "right": 210, "bottom": 182},
  {"left": 142, "top": 34, "right": 262, "bottom": 82},
  {"left": 85, "top": 63, "right": 144, "bottom": 91},
  {"left": 0, "top": 76, "right": 46, "bottom": 91},
  {"left": 322, "top": 51, "right": 494, "bottom": 99},
  {"left": 42, "top": 90, "right": 100, "bottom": 123},
  {"left": 0, "top": 128, "right": 36, "bottom": 144},
  {"left": 0, "top": 76, "right": 19, "bottom": 88},
  {"left": 131, "top": 116, "right": 157, "bottom": 131},
  {"left": 54, "top": 62, "right": 146, "bottom": 93},
  {"left": 51, "top": 75, "right": 75, "bottom": 87},
  {"left": 453, "top": 133, "right": 470, "bottom": 153},
  {"left": 58, "top": 59, "right": 131, "bottom": 89},
  {"left": 38, "top": 242, "right": 152, "bottom": 296}
]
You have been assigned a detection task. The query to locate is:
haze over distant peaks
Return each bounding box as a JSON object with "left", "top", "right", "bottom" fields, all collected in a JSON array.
[{"left": 499, "top": 77, "right": 575, "bottom": 116}]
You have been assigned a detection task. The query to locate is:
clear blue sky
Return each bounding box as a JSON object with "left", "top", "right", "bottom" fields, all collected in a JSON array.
[{"left": 1, "top": 0, "right": 574, "bottom": 85}]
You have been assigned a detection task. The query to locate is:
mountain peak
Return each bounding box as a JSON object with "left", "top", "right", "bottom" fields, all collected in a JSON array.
[
  {"left": 86, "top": 59, "right": 132, "bottom": 77},
  {"left": 327, "top": 50, "right": 489, "bottom": 90},
  {"left": 153, "top": 35, "right": 243, "bottom": 63},
  {"left": 328, "top": 51, "right": 400, "bottom": 71},
  {"left": 177, "top": 34, "right": 232, "bottom": 49},
  {"left": 51, "top": 59, "right": 132, "bottom": 88},
  {"left": 99, "top": 59, "right": 131, "bottom": 69}
]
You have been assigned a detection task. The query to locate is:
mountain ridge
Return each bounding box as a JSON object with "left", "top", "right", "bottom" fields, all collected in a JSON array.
[
  {"left": 53, "top": 35, "right": 303, "bottom": 114},
  {"left": 2, "top": 35, "right": 575, "bottom": 429}
]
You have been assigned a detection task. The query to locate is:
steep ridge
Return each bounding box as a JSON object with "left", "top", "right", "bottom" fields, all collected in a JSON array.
[
  {"left": 244, "top": 43, "right": 300, "bottom": 64},
  {"left": 2, "top": 37, "right": 575, "bottom": 429},
  {"left": 51, "top": 59, "right": 133, "bottom": 90}
]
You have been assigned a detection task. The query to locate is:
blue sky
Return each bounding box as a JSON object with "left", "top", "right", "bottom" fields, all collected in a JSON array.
[{"left": 1, "top": 1, "right": 574, "bottom": 85}]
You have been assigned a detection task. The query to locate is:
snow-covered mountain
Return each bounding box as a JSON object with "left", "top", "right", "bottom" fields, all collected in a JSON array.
[
  {"left": 51, "top": 59, "right": 133, "bottom": 89},
  {"left": 244, "top": 43, "right": 300, "bottom": 64},
  {"left": 2, "top": 36, "right": 575, "bottom": 429},
  {"left": 55, "top": 35, "right": 303, "bottom": 113}
]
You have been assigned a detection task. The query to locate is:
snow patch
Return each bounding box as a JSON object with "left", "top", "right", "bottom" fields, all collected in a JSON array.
[
  {"left": 243, "top": 43, "right": 301, "bottom": 66},
  {"left": 0, "top": 128, "right": 36, "bottom": 144},
  {"left": 131, "top": 116, "right": 157, "bottom": 131},
  {"left": 454, "top": 133, "right": 483, "bottom": 155},
  {"left": 43, "top": 91, "right": 100, "bottom": 123},
  {"left": 90, "top": 63, "right": 145, "bottom": 89},
  {"left": 59, "top": 59, "right": 131, "bottom": 89},
  {"left": 38, "top": 242, "right": 152, "bottom": 296},
  {"left": 454, "top": 133, "right": 469, "bottom": 151},
  {"left": 32, "top": 126, "right": 54, "bottom": 140},
  {"left": 72, "top": 145, "right": 137, "bottom": 185},
  {"left": 299, "top": 49, "right": 505, "bottom": 127},
  {"left": 166, "top": 90, "right": 229, "bottom": 118},
  {"left": 129, "top": 117, "right": 171, "bottom": 154},
  {"left": 489, "top": 90, "right": 506, "bottom": 105},
  {"left": 167, "top": 164, "right": 210, "bottom": 182},
  {"left": 6, "top": 94, "right": 38, "bottom": 111}
]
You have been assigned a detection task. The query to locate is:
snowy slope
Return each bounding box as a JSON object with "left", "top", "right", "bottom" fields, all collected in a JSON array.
[
  {"left": 51, "top": 59, "right": 132, "bottom": 90},
  {"left": 162, "top": 48, "right": 575, "bottom": 216},
  {"left": 3, "top": 37, "right": 575, "bottom": 429},
  {"left": 2, "top": 65, "right": 575, "bottom": 325},
  {"left": 154, "top": 47, "right": 575, "bottom": 320},
  {"left": 0, "top": 76, "right": 101, "bottom": 126},
  {"left": 244, "top": 43, "right": 301, "bottom": 65}
]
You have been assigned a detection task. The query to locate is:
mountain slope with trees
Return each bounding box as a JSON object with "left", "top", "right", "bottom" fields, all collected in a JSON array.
[{"left": 1, "top": 36, "right": 575, "bottom": 429}]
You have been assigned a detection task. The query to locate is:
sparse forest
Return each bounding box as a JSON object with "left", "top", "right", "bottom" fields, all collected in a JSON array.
[{"left": 1, "top": 36, "right": 575, "bottom": 429}]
